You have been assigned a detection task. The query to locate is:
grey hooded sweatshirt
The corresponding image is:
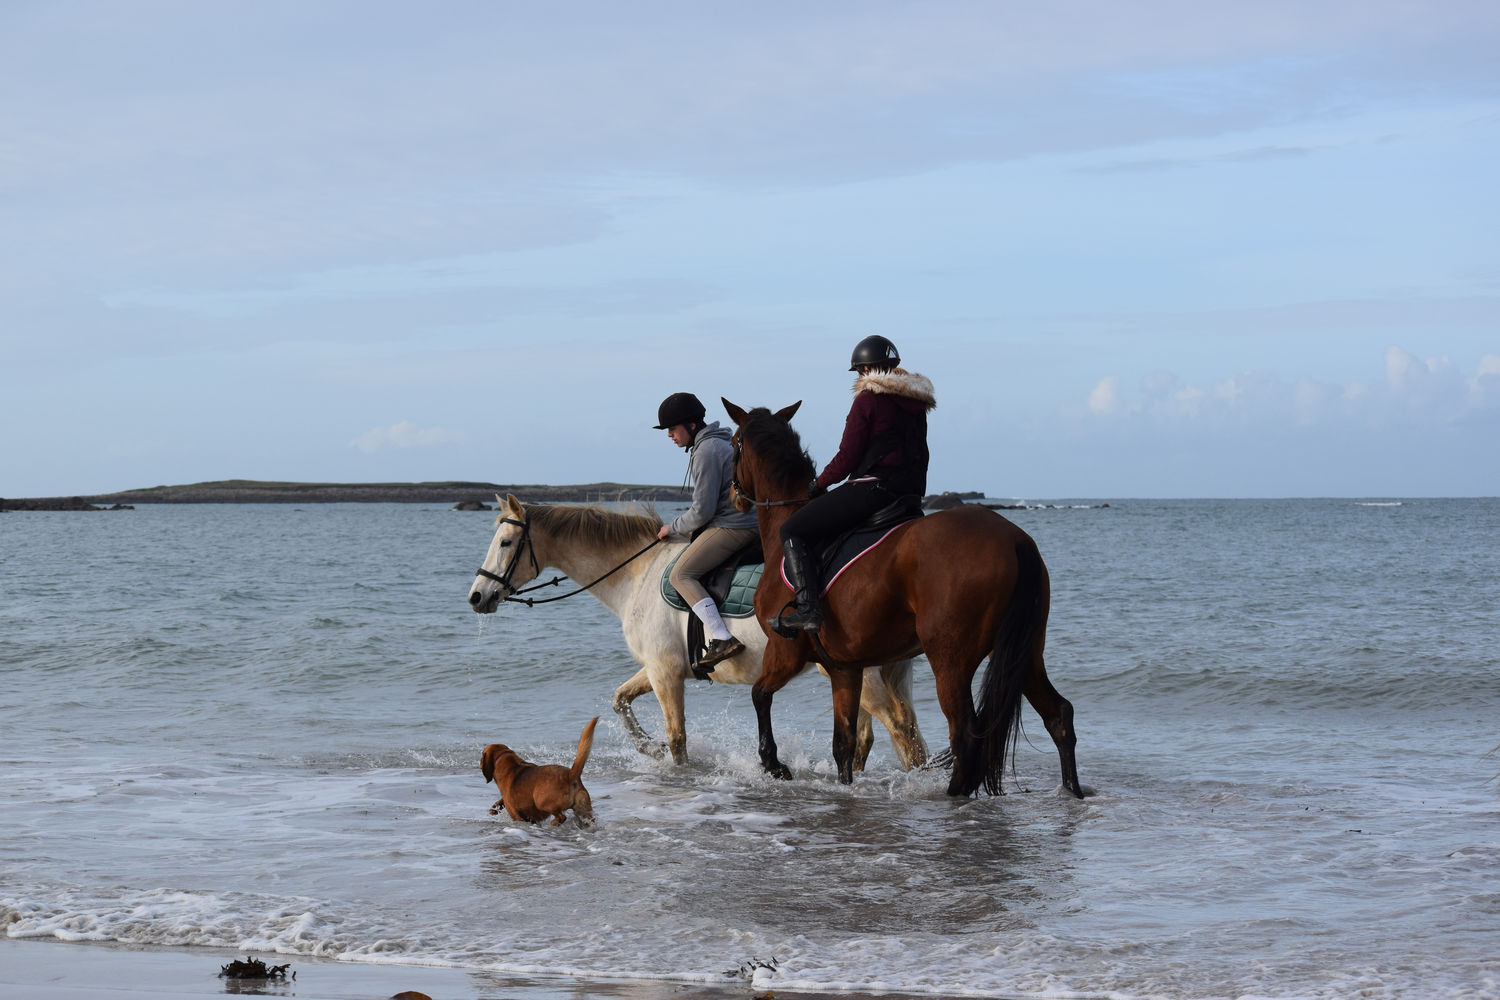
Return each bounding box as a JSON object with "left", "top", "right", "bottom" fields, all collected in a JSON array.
[{"left": 667, "top": 421, "right": 758, "bottom": 537}]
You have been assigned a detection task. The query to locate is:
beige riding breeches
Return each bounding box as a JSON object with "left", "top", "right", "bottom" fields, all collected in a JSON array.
[{"left": 669, "top": 525, "right": 759, "bottom": 608}]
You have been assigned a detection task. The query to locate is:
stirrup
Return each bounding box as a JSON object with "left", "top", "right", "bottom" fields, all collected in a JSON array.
[
  {"left": 697, "top": 636, "right": 745, "bottom": 670},
  {"left": 770, "top": 601, "right": 821, "bottom": 639}
]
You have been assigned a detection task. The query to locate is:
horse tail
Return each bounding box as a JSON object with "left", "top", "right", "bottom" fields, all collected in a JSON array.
[
  {"left": 570, "top": 716, "right": 599, "bottom": 782},
  {"left": 970, "top": 536, "right": 1046, "bottom": 796}
]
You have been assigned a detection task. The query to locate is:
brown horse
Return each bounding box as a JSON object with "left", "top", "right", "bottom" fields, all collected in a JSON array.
[{"left": 722, "top": 399, "right": 1084, "bottom": 799}]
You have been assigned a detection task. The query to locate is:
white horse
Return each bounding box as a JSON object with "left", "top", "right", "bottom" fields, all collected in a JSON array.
[{"left": 467, "top": 494, "right": 928, "bottom": 770}]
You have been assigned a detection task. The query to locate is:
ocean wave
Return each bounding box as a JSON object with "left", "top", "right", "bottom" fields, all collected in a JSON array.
[
  {"left": 2, "top": 888, "right": 360, "bottom": 957},
  {"left": 7, "top": 885, "right": 1489, "bottom": 1000}
]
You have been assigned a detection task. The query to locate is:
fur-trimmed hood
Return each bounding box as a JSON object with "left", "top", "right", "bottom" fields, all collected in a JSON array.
[{"left": 854, "top": 367, "right": 936, "bottom": 410}]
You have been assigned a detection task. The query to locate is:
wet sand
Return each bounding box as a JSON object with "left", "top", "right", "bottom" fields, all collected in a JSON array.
[
  {"left": 3, "top": 939, "right": 521, "bottom": 1000},
  {"left": 1, "top": 938, "right": 926, "bottom": 1000}
]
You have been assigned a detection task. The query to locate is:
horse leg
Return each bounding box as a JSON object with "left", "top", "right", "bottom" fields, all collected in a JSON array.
[
  {"left": 612, "top": 667, "right": 667, "bottom": 761},
  {"left": 856, "top": 660, "right": 929, "bottom": 770},
  {"left": 834, "top": 668, "right": 876, "bottom": 773},
  {"left": 751, "top": 684, "right": 792, "bottom": 780},
  {"left": 854, "top": 710, "right": 875, "bottom": 772},
  {"left": 828, "top": 668, "right": 866, "bottom": 784},
  {"left": 1024, "top": 659, "right": 1084, "bottom": 799},
  {"left": 927, "top": 650, "right": 984, "bottom": 796},
  {"left": 651, "top": 667, "right": 689, "bottom": 765},
  {"left": 824, "top": 666, "right": 876, "bottom": 771},
  {"left": 751, "top": 642, "right": 803, "bottom": 780}
]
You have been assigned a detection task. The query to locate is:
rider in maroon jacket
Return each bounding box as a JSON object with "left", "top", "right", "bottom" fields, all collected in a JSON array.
[{"left": 773, "top": 336, "right": 936, "bottom": 635}]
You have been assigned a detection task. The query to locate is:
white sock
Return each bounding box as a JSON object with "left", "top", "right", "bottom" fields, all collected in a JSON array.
[{"left": 691, "top": 597, "right": 734, "bottom": 642}]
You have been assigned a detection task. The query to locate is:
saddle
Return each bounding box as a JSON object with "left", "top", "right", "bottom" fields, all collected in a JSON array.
[
  {"left": 796, "top": 493, "right": 925, "bottom": 598},
  {"left": 660, "top": 538, "right": 764, "bottom": 678},
  {"left": 659, "top": 541, "right": 763, "bottom": 617}
]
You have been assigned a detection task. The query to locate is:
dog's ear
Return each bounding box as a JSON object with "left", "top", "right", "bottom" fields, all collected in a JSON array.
[{"left": 480, "top": 744, "right": 500, "bottom": 783}]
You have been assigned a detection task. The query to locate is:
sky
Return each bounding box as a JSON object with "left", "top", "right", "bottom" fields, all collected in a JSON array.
[{"left": 3, "top": 1, "right": 1497, "bottom": 500}]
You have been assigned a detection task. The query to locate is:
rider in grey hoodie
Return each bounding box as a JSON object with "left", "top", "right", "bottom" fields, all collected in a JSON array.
[{"left": 654, "top": 393, "right": 758, "bottom": 672}]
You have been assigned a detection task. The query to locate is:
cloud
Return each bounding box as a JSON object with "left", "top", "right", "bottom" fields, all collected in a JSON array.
[
  {"left": 349, "top": 421, "right": 464, "bottom": 454},
  {"left": 1376, "top": 345, "right": 1500, "bottom": 423},
  {"left": 1474, "top": 353, "right": 1500, "bottom": 410},
  {"left": 6, "top": 1, "right": 1497, "bottom": 293},
  {"left": 1083, "top": 346, "right": 1500, "bottom": 432},
  {"left": 1081, "top": 142, "right": 1321, "bottom": 174},
  {"left": 1088, "top": 376, "right": 1121, "bottom": 415}
]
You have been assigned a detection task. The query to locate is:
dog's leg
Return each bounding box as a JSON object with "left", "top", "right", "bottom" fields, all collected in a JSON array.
[{"left": 488, "top": 796, "right": 504, "bottom": 815}]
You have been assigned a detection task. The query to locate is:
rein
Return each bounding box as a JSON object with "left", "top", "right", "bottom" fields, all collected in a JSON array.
[
  {"left": 730, "top": 481, "right": 815, "bottom": 508},
  {"left": 474, "top": 516, "right": 661, "bottom": 608}
]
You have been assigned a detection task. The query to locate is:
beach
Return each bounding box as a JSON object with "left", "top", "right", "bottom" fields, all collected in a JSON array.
[
  {"left": 1, "top": 939, "right": 921, "bottom": 1000},
  {"left": 2, "top": 939, "right": 487, "bottom": 1000}
]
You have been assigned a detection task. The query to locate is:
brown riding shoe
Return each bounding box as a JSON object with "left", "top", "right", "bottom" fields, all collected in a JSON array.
[{"left": 697, "top": 636, "right": 745, "bottom": 671}]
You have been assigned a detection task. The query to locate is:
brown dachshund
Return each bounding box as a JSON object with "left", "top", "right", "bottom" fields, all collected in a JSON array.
[{"left": 480, "top": 716, "right": 598, "bottom": 828}]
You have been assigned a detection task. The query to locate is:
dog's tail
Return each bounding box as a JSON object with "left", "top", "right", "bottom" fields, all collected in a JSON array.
[{"left": 570, "top": 716, "right": 599, "bottom": 782}]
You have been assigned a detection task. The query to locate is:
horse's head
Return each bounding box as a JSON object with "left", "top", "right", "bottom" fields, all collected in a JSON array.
[
  {"left": 468, "top": 493, "right": 542, "bottom": 614},
  {"left": 722, "top": 398, "right": 810, "bottom": 511}
]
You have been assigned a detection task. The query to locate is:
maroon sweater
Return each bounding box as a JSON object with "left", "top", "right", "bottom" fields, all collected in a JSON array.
[{"left": 816, "top": 369, "right": 936, "bottom": 495}]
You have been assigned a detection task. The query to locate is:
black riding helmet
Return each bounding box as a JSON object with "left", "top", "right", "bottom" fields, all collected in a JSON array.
[
  {"left": 849, "top": 335, "right": 900, "bottom": 371},
  {"left": 653, "top": 391, "right": 706, "bottom": 429}
]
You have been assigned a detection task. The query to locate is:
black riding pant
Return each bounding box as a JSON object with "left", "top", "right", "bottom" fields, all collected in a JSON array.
[{"left": 779, "top": 480, "right": 892, "bottom": 548}]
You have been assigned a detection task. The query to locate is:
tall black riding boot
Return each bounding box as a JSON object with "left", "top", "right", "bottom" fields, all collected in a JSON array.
[{"left": 772, "top": 537, "right": 823, "bottom": 637}]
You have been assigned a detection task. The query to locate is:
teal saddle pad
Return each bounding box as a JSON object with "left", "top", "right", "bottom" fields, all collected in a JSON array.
[{"left": 660, "top": 550, "right": 762, "bottom": 618}]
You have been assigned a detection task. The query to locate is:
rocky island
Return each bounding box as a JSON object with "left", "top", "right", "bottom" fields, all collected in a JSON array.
[
  {"left": 4, "top": 482, "right": 1106, "bottom": 512},
  {"left": 1, "top": 480, "right": 692, "bottom": 511}
]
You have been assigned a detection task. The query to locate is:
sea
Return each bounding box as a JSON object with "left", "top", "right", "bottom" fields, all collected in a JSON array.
[{"left": 2, "top": 498, "right": 1497, "bottom": 1000}]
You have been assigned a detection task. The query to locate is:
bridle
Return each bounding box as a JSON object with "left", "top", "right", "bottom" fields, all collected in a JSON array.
[
  {"left": 474, "top": 516, "right": 542, "bottom": 597},
  {"left": 729, "top": 432, "right": 816, "bottom": 509},
  {"left": 474, "top": 514, "right": 661, "bottom": 608}
]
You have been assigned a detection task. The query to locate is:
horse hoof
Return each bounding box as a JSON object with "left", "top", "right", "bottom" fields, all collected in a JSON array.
[
  {"left": 632, "top": 740, "right": 667, "bottom": 761},
  {"left": 769, "top": 764, "right": 793, "bottom": 781}
]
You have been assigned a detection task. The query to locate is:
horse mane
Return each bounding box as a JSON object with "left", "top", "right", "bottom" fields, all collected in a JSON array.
[
  {"left": 739, "top": 407, "right": 815, "bottom": 485},
  {"left": 517, "top": 503, "right": 659, "bottom": 549}
]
